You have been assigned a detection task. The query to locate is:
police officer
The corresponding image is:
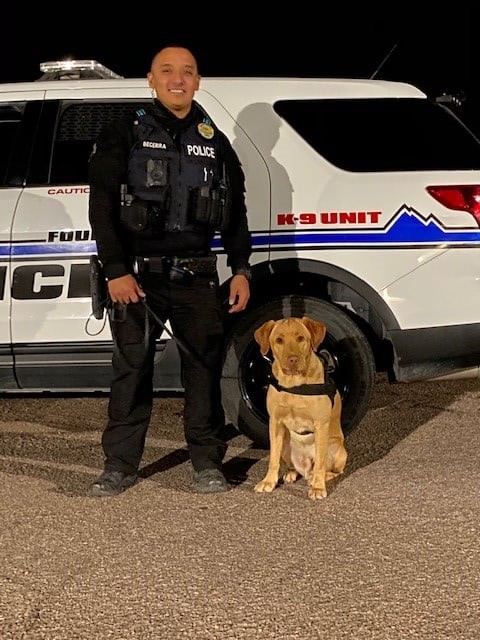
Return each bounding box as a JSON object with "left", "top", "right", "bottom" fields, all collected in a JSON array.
[{"left": 88, "top": 46, "right": 252, "bottom": 496}]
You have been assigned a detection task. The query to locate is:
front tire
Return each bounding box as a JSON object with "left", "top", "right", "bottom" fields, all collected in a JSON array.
[{"left": 221, "top": 295, "right": 375, "bottom": 448}]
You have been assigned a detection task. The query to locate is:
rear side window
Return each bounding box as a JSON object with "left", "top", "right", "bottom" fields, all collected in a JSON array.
[
  {"left": 50, "top": 101, "right": 150, "bottom": 184},
  {"left": 0, "top": 103, "right": 24, "bottom": 186},
  {"left": 274, "top": 98, "right": 480, "bottom": 172}
]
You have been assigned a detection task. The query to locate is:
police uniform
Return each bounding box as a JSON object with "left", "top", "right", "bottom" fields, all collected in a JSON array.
[{"left": 88, "top": 99, "right": 252, "bottom": 477}]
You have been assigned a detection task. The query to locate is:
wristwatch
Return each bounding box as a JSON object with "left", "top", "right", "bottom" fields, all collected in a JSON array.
[{"left": 235, "top": 267, "right": 252, "bottom": 281}]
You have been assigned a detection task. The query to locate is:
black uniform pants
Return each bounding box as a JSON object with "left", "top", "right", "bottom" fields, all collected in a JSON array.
[{"left": 101, "top": 271, "right": 227, "bottom": 475}]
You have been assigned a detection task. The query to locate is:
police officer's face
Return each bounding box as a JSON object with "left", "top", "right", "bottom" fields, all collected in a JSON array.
[{"left": 148, "top": 47, "right": 201, "bottom": 118}]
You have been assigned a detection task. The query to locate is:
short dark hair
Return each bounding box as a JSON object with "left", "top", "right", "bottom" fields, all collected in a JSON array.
[{"left": 149, "top": 44, "right": 199, "bottom": 71}]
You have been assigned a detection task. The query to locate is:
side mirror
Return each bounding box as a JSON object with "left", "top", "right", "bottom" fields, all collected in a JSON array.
[{"left": 435, "top": 91, "right": 466, "bottom": 108}]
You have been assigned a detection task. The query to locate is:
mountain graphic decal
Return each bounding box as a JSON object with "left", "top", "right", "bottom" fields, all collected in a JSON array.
[{"left": 218, "top": 204, "right": 480, "bottom": 250}]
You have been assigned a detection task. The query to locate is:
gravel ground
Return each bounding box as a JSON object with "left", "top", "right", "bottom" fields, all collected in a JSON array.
[{"left": 1, "top": 376, "right": 479, "bottom": 639}]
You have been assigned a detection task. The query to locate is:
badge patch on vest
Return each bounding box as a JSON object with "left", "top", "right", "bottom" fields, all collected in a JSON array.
[{"left": 198, "top": 119, "right": 214, "bottom": 140}]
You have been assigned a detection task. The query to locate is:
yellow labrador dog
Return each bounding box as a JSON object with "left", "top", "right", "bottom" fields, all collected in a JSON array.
[{"left": 253, "top": 317, "right": 347, "bottom": 500}]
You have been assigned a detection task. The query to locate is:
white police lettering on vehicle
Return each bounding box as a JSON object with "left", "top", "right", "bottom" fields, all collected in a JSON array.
[{"left": 186, "top": 144, "right": 215, "bottom": 158}]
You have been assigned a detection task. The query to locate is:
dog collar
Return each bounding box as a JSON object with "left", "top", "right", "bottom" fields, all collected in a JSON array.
[{"left": 268, "top": 374, "right": 337, "bottom": 404}]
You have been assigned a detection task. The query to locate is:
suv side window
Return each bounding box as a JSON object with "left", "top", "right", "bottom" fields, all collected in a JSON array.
[
  {"left": 49, "top": 101, "right": 151, "bottom": 185},
  {"left": 274, "top": 98, "right": 480, "bottom": 172},
  {"left": 0, "top": 103, "right": 25, "bottom": 186}
]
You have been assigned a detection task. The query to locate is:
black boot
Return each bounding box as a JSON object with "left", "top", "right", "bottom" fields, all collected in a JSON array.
[{"left": 88, "top": 470, "right": 138, "bottom": 497}]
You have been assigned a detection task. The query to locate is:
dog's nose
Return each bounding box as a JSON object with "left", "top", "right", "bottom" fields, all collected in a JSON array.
[{"left": 287, "top": 355, "right": 299, "bottom": 367}]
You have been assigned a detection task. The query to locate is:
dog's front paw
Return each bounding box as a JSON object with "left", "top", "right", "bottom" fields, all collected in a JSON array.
[
  {"left": 282, "top": 469, "right": 299, "bottom": 484},
  {"left": 308, "top": 486, "right": 327, "bottom": 500},
  {"left": 254, "top": 478, "right": 278, "bottom": 493}
]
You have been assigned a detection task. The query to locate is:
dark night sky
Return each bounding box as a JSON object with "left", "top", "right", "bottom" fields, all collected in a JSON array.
[{"left": 3, "top": 8, "right": 478, "bottom": 134}]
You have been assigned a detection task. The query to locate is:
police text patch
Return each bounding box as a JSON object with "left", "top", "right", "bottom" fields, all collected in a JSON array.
[{"left": 186, "top": 144, "right": 216, "bottom": 158}]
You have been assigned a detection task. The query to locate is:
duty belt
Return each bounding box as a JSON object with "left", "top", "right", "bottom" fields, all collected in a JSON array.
[{"left": 133, "top": 255, "right": 217, "bottom": 276}]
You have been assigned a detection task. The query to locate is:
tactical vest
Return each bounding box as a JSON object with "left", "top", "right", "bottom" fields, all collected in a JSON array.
[{"left": 124, "top": 108, "right": 228, "bottom": 234}]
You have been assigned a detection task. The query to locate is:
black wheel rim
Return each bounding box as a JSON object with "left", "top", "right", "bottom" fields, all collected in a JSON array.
[{"left": 238, "top": 335, "right": 349, "bottom": 426}]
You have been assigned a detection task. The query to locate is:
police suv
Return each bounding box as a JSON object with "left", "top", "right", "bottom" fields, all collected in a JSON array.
[{"left": 1, "top": 60, "right": 480, "bottom": 446}]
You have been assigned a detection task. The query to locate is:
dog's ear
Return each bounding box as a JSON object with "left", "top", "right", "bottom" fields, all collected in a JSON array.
[
  {"left": 301, "top": 317, "right": 327, "bottom": 351},
  {"left": 254, "top": 320, "right": 276, "bottom": 355}
]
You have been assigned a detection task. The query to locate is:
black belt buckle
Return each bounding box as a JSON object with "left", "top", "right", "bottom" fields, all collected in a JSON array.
[
  {"left": 169, "top": 257, "right": 194, "bottom": 282},
  {"left": 182, "top": 255, "right": 217, "bottom": 275}
]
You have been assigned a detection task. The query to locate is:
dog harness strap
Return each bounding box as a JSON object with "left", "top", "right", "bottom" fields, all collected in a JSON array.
[{"left": 269, "top": 376, "right": 337, "bottom": 404}]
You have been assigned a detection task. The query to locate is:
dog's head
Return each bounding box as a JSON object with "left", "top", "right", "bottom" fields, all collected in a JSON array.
[{"left": 254, "top": 316, "right": 327, "bottom": 375}]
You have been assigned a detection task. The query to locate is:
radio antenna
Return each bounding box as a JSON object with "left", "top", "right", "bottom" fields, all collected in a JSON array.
[{"left": 370, "top": 43, "right": 398, "bottom": 79}]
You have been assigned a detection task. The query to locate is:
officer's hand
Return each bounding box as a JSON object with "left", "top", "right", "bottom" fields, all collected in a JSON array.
[
  {"left": 108, "top": 274, "right": 146, "bottom": 305},
  {"left": 228, "top": 275, "right": 250, "bottom": 313}
]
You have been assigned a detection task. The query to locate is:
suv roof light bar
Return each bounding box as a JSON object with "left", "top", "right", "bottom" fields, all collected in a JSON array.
[{"left": 37, "top": 60, "right": 123, "bottom": 81}]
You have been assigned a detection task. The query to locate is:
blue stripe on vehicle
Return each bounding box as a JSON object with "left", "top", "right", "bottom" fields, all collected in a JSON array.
[
  {"left": 8, "top": 242, "right": 98, "bottom": 256},
  {"left": 3, "top": 209, "right": 480, "bottom": 257}
]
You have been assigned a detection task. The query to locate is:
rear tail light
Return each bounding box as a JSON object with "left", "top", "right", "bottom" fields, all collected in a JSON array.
[{"left": 426, "top": 185, "right": 480, "bottom": 225}]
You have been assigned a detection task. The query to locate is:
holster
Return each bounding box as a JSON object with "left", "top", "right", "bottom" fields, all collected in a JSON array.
[{"left": 89, "top": 255, "right": 109, "bottom": 319}]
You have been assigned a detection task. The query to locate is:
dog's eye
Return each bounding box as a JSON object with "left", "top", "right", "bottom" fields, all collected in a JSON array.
[
  {"left": 297, "top": 336, "right": 305, "bottom": 342},
  {"left": 275, "top": 337, "right": 283, "bottom": 345}
]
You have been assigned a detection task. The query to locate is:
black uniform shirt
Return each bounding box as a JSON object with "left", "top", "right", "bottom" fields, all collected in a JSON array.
[{"left": 88, "top": 100, "right": 252, "bottom": 280}]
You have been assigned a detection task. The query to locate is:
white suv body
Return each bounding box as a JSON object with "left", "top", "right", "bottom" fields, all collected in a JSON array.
[{"left": 1, "top": 62, "right": 479, "bottom": 445}]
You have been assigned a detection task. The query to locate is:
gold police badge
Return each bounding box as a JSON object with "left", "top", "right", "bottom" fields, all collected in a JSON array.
[{"left": 198, "top": 121, "right": 214, "bottom": 139}]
